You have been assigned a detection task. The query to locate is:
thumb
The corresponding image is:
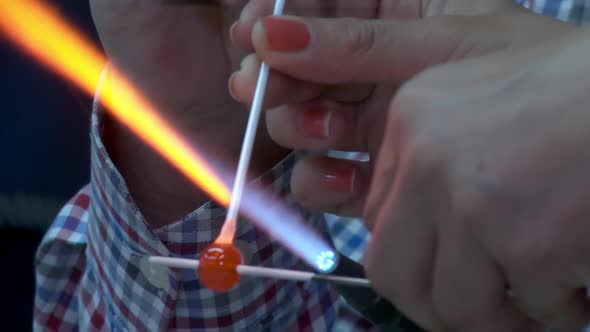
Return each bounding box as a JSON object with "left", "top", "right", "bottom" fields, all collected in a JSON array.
[{"left": 252, "top": 14, "right": 502, "bottom": 84}]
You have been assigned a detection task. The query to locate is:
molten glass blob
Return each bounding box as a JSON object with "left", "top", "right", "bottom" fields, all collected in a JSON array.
[{"left": 197, "top": 243, "right": 244, "bottom": 291}]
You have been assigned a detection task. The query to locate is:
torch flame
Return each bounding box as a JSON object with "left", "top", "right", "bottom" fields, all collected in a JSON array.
[
  {"left": 0, "top": 0, "right": 338, "bottom": 270},
  {"left": 0, "top": 0, "right": 232, "bottom": 234}
]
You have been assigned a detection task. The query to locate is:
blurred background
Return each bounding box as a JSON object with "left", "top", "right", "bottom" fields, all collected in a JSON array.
[{"left": 0, "top": 1, "right": 99, "bottom": 330}]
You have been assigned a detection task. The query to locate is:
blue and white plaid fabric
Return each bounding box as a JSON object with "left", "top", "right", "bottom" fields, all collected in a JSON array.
[
  {"left": 516, "top": 0, "right": 590, "bottom": 24},
  {"left": 34, "top": 68, "right": 374, "bottom": 331}
]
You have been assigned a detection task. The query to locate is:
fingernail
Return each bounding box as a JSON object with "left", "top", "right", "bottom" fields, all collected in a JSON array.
[
  {"left": 323, "top": 167, "right": 356, "bottom": 193},
  {"left": 299, "top": 109, "right": 332, "bottom": 139},
  {"left": 240, "top": 53, "right": 258, "bottom": 73},
  {"left": 255, "top": 17, "right": 311, "bottom": 52}
]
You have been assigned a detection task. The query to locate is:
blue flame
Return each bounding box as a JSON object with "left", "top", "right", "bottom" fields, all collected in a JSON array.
[
  {"left": 316, "top": 250, "right": 337, "bottom": 272},
  {"left": 240, "top": 183, "right": 339, "bottom": 273}
]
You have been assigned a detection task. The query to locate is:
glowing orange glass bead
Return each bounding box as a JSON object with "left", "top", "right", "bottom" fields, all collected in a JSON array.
[{"left": 197, "top": 243, "right": 243, "bottom": 291}]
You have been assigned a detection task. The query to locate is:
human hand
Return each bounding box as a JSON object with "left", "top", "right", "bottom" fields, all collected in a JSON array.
[
  {"left": 229, "top": 4, "right": 573, "bottom": 215},
  {"left": 230, "top": 8, "right": 588, "bottom": 331},
  {"left": 231, "top": 0, "right": 520, "bottom": 51},
  {"left": 89, "top": 0, "right": 287, "bottom": 227},
  {"left": 363, "top": 31, "right": 590, "bottom": 331}
]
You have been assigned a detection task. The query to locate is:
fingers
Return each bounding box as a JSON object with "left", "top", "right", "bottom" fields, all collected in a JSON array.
[
  {"left": 433, "top": 229, "right": 540, "bottom": 332},
  {"left": 362, "top": 117, "right": 536, "bottom": 331},
  {"left": 508, "top": 276, "right": 590, "bottom": 330},
  {"left": 291, "top": 157, "right": 370, "bottom": 217},
  {"left": 230, "top": 54, "right": 375, "bottom": 109},
  {"left": 231, "top": 0, "right": 381, "bottom": 50},
  {"left": 363, "top": 180, "right": 441, "bottom": 331},
  {"left": 230, "top": 54, "right": 376, "bottom": 154},
  {"left": 266, "top": 100, "right": 369, "bottom": 152},
  {"left": 231, "top": 0, "right": 274, "bottom": 50},
  {"left": 363, "top": 166, "right": 540, "bottom": 331},
  {"left": 248, "top": 15, "right": 485, "bottom": 84},
  {"left": 230, "top": 54, "right": 325, "bottom": 108},
  {"left": 361, "top": 136, "right": 444, "bottom": 330}
]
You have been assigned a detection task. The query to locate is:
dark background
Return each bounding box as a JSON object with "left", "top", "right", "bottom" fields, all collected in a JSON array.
[{"left": 0, "top": 1, "right": 99, "bottom": 330}]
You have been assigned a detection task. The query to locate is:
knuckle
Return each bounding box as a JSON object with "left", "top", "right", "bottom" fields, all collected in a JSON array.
[
  {"left": 388, "top": 84, "right": 428, "bottom": 133},
  {"left": 342, "top": 19, "right": 378, "bottom": 59},
  {"left": 400, "top": 131, "right": 443, "bottom": 182}
]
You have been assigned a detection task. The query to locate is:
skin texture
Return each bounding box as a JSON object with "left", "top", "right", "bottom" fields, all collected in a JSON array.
[
  {"left": 230, "top": 0, "right": 574, "bottom": 217},
  {"left": 229, "top": 3, "right": 590, "bottom": 331}
]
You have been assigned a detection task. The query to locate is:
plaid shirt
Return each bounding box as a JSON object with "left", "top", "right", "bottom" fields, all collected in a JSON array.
[
  {"left": 34, "top": 1, "right": 589, "bottom": 331},
  {"left": 33, "top": 86, "right": 374, "bottom": 330},
  {"left": 516, "top": 0, "right": 590, "bottom": 23}
]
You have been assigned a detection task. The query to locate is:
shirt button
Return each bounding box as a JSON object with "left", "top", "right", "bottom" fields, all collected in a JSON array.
[{"left": 139, "top": 256, "right": 170, "bottom": 291}]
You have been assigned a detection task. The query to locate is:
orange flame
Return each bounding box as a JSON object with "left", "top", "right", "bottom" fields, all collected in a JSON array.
[{"left": 0, "top": 1, "right": 237, "bottom": 241}]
